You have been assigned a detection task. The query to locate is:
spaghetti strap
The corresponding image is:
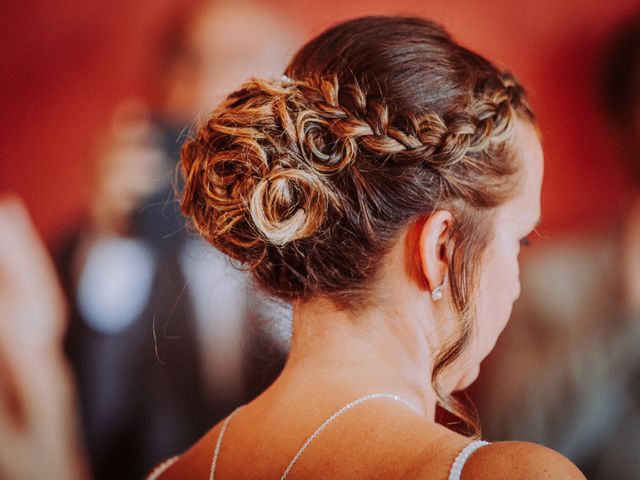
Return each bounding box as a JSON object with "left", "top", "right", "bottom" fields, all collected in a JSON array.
[
  {"left": 209, "top": 407, "right": 242, "bottom": 480},
  {"left": 145, "top": 456, "right": 179, "bottom": 480},
  {"left": 448, "top": 440, "right": 490, "bottom": 480}
]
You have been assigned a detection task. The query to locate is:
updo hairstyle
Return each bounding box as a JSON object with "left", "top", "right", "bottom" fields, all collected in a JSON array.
[{"left": 181, "top": 16, "right": 534, "bottom": 433}]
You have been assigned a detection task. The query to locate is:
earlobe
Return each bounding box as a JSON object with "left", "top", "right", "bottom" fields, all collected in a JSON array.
[{"left": 417, "top": 210, "right": 453, "bottom": 298}]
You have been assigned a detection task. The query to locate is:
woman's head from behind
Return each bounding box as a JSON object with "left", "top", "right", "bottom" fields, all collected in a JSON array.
[{"left": 181, "top": 16, "right": 542, "bottom": 431}]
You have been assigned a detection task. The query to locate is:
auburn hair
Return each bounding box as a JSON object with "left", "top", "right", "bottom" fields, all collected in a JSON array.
[{"left": 181, "top": 16, "right": 534, "bottom": 434}]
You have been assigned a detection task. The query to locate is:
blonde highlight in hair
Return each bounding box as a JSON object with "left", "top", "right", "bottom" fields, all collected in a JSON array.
[{"left": 181, "top": 16, "right": 535, "bottom": 435}]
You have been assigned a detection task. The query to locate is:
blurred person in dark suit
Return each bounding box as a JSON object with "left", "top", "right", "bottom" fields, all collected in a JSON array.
[
  {"left": 57, "top": 107, "right": 208, "bottom": 480},
  {"left": 473, "top": 14, "right": 640, "bottom": 480},
  {"left": 56, "top": 2, "right": 298, "bottom": 478}
]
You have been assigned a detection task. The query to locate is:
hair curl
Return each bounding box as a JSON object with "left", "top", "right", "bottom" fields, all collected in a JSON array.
[{"left": 181, "top": 16, "right": 534, "bottom": 435}]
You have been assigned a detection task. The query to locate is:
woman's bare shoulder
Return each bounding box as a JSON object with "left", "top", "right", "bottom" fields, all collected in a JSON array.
[{"left": 456, "top": 441, "right": 586, "bottom": 480}]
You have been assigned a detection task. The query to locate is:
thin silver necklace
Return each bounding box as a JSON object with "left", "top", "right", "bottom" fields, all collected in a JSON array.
[{"left": 209, "top": 392, "right": 421, "bottom": 480}]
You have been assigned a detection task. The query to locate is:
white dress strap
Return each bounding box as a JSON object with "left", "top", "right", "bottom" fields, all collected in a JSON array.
[
  {"left": 448, "top": 440, "right": 489, "bottom": 480},
  {"left": 146, "top": 456, "right": 179, "bottom": 480}
]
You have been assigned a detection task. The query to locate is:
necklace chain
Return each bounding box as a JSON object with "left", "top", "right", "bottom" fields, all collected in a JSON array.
[
  {"left": 209, "top": 392, "right": 420, "bottom": 480},
  {"left": 280, "top": 393, "right": 420, "bottom": 479},
  {"left": 210, "top": 406, "right": 241, "bottom": 480}
]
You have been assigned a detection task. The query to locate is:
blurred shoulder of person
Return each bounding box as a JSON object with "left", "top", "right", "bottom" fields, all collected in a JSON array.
[{"left": 0, "top": 196, "right": 89, "bottom": 480}]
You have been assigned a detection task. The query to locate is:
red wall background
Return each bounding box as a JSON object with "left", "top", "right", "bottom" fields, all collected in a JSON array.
[{"left": 1, "top": 0, "right": 638, "bottom": 243}]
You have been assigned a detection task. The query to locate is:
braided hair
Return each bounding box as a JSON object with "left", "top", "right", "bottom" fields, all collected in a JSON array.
[{"left": 181, "top": 16, "right": 535, "bottom": 435}]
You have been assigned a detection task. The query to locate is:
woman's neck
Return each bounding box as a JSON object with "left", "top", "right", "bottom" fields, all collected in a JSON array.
[{"left": 278, "top": 297, "right": 439, "bottom": 420}]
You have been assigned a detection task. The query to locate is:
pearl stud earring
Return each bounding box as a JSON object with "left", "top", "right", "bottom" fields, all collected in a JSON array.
[
  {"left": 431, "top": 276, "right": 446, "bottom": 301},
  {"left": 431, "top": 285, "right": 443, "bottom": 301}
]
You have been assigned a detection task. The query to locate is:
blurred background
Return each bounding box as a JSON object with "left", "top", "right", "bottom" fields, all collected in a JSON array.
[
  {"left": 1, "top": 0, "right": 639, "bottom": 479},
  {"left": 2, "top": 0, "right": 639, "bottom": 239}
]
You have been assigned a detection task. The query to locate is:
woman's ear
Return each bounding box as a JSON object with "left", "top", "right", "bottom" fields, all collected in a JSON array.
[{"left": 417, "top": 210, "right": 453, "bottom": 294}]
